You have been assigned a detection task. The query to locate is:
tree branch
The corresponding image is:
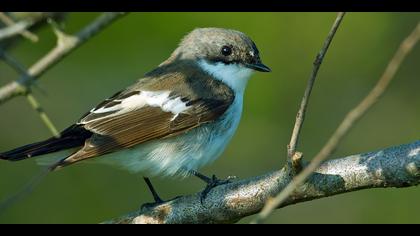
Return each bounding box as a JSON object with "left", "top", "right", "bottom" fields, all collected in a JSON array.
[
  {"left": 0, "top": 12, "right": 38, "bottom": 42},
  {"left": 1, "top": 12, "right": 417, "bottom": 224},
  {"left": 25, "top": 93, "right": 60, "bottom": 137},
  {"left": 253, "top": 21, "right": 420, "bottom": 223},
  {"left": 0, "top": 12, "right": 126, "bottom": 105},
  {"left": 0, "top": 50, "right": 59, "bottom": 137},
  {"left": 104, "top": 140, "right": 420, "bottom": 224}
]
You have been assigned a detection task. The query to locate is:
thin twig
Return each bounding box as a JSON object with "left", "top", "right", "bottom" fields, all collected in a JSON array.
[
  {"left": 287, "top": 12, "right": 345, "bottom": 160},
  {"left": 0, "top": 50, "right": 60, "bottom": 137},
  {"left": 252, "top": 21, "right": 420, "bottom": 224},
  {"left": 0, "top": 12, "right": 38, "bottom": 42},
  {"left": 25, "top": 93, "right": 60, "bottom": 137},
  {"left": 0, "top": 12, "right": 126, "bottom": 105},
  {"left": 0, "top": 49, "right": 28, "bottom": 74}
]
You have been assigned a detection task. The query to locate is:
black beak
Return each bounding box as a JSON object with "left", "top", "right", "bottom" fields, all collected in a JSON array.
[{"left": 245, "top": 62, "right": 271, "bottom": 72}]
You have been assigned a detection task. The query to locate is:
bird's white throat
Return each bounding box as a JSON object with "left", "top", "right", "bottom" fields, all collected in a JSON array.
[{"left": 197, "top": 59, "right": 253, "bottom": 93}]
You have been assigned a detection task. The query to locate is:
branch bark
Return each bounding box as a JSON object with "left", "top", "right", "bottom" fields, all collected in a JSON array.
[
  {"left": 104, "top": 140, "right": 420, "bottom": 224},
  {"left": 0, "top": 12, "right": 126, "bottom": 105}
]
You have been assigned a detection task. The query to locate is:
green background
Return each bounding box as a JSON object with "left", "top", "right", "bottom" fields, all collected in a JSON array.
[{"left": 0, "top": 12, "right": 419, "bottom": 223}]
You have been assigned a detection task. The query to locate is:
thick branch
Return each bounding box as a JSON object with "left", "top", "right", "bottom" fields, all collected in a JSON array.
[
  {"left": 104, "top": 140, "right": 420, "bottom": 224},
  {"left": 0, "top": 12, "right": 126, "bottom": 105}
]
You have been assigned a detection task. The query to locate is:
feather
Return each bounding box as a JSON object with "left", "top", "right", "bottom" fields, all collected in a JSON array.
[{"left": 50, "top": 60, "right": 235, "bottom": 170}]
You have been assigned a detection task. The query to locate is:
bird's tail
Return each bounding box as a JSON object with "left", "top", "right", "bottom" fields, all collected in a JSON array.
[
  {"left": 0, "top": 124, "right": 91, "bottom": 161},
  {"left": 0, "top": 125, "right": 92, "bottom": 214},
  {"left": 0, "top": 167, "right": 50, "bottom": 214}
]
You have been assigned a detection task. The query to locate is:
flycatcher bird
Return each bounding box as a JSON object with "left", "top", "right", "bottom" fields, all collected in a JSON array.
[{"left": 0, "top": 28, "right": 271, "bottom": 203}]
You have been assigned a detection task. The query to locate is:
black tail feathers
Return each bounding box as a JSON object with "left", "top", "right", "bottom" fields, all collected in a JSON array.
[{"left": 0, "top": 124, "right": 92, "bottom": 161}]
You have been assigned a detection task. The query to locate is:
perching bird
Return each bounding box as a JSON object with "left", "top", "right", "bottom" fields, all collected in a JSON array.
[{"left": 0, "top": 27, "right": 270, "bottom": 204}]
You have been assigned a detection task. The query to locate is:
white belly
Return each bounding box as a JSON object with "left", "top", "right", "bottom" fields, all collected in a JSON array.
[{"left": 99, "top": 95, "right": 244, "bottom": 178}]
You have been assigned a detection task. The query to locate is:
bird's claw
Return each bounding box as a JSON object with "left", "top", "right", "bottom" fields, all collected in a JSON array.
[
  {"left": 140, "top": 195, "right": 183, "bottom": 211},
  {"left": 140, "top": 201, "right": 163, "bottom": 211},
  {"left": 200, "top": 175, "right": 232, "bottom": 204}
]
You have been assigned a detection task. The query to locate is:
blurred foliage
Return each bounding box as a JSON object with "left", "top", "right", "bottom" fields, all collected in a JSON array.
[{"left": 0, "top": 12, "right": 419, "bottom": 223}]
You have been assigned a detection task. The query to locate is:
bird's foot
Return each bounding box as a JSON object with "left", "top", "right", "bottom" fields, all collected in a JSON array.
[
  {"left": 140, "top": 198, "right": 165, "bottom": 210},
  {"left": 199, "top": 174, "right": 235, "bottom": 204},
  {"left": 140, "top": 195, "right": 182, "bottom": 211},
  {"left": 141, "top": 177, "right": 165, "bottom": 210},
  {"left": 189, "top": 170, "right": 236, "bottom": 204}
]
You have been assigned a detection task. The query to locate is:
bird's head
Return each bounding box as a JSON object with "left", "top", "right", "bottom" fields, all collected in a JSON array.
[
  {"left": 165, "top": 28, "right": 271, "bottom": 92},
  {"left": 172, "top": 27, "right": 271, "bottom": 73}
]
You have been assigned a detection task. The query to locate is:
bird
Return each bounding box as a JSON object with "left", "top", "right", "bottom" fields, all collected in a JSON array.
[{"left": 0, "top": 27, "right": 271, "bottom": 204}]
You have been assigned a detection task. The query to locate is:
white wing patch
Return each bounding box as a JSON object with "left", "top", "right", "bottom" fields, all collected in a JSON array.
[{"left": 83, "top": 90, "right": 190, "bottom": 124}]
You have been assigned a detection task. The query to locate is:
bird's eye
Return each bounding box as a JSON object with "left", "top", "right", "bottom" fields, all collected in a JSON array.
[{"left": 221, "top": 45, "right": 232, "bottom": 56}]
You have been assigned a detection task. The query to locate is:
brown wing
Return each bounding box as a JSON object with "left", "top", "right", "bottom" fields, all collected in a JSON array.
[{"left": 51, "top": 62, "right": 234, "bottom": 170}]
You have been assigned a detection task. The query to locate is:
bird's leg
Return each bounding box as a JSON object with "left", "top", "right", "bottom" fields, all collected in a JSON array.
[
  {"left": 141, "top": 177, "right": 164, "bottom": 209},
  {"left": 143, "top": 177, "right": 164, "bottom": 203},
  {"left": 189, "top": 170, "right": 234, "bottom": 204}
]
